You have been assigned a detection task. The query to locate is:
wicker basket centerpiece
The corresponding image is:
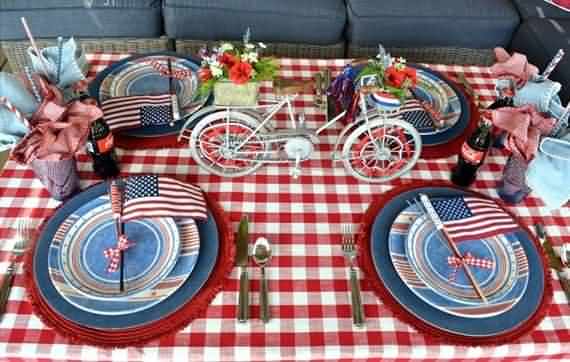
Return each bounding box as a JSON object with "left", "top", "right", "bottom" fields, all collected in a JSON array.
[{"left": 197, "top": 29, "right": 278, "bottom": 106}]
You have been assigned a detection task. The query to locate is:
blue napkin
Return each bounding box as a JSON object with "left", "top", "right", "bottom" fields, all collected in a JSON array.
[
  {"left": 0, "top": 73, "right": 37, "bottom": 151},
  {"left": 27, "top": 37, "right": 88, "bottom": 88},
  {"left": 526, "top": 133, "right": 570, "bottom": 210}
]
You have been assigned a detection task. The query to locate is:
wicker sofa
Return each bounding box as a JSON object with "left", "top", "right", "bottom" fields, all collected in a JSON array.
[{"left": 0, "top": 0, "right": 569, "bottom": 100}]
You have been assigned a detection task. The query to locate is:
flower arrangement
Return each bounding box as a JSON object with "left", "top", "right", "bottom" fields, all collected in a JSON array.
[
  {"left": 197, "top": 29, "right": 279, "bottom": 96},
  {"left": 356, "top": 46, "right": 417, "bottom": 101}
]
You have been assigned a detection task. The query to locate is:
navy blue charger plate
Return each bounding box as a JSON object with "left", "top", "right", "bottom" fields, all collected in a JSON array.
[
  {"left": 33, "top": 181, "right": 219, "bottom": 330},
  {"left": 370, "top": 186, "right": 545, "bottom": 337},
  {"left": 405, "top": 65, "right": 470, "bottom": 146}
]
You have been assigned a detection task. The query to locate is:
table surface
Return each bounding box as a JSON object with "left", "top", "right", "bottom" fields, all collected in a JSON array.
[{"left": 0, "top": 54, "right": 569, "bottom": 362}]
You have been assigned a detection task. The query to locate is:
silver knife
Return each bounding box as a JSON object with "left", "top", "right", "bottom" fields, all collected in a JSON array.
[
  {"left": 535, "top": 224, "right": 570, "bottom": 302},
  {"left": 236, "top": 215, "right": 250, "bottom": 322}
]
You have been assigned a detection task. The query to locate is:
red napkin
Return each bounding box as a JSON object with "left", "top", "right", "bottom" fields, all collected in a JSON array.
[
  {"left": 489, "top": 105, "right": 556, "bottom": 161},
  {"left": 491, "top": 48, "right": 539, "bottom": 89},
  {"left": 12, "top": 75, "right": 102, "bottom": 163}
]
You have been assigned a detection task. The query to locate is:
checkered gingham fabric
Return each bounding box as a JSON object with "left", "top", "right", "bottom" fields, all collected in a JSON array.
[{"left": 0, "top": 53, "right": 569, "bottom": 362}]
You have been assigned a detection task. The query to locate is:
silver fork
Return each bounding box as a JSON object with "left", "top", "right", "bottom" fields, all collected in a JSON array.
[
  {"left": 341, "top": 224, "right": 365, "bottom": 327},
  {"left": 0, "top": 220, "right": 33, "bottom": 317}
]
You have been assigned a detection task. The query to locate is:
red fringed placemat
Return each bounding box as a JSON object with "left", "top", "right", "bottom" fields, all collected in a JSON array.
[
  {"left": 356, "top": 181, "right": 553, "bottom": 345},
  {"left": 23, "top": 191, "right": 234, "bottom": 348}
]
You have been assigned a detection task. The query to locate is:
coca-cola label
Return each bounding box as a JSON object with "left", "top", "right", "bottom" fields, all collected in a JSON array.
[
  {"left": 461, "top": 143, "right": 485, "bottom": 165},
  {"left": 96, "top": 133, "right": 114, "bottom": 153}
]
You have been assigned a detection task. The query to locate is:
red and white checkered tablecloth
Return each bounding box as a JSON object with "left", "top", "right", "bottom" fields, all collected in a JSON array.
[{"left": 0, "top": 53, "right": 569, "bottom": 362}]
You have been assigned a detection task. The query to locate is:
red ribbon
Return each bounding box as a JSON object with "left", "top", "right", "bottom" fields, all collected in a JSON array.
[
  {"left": 447, "top": 252, "right": 495, "bottom": 282},
  {"left": 103, "top": 235, "right": 134, "bottom": 273}
]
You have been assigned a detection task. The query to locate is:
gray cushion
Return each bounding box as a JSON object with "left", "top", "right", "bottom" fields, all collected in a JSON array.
[
  {"left": 0, "top": 0, "right": 162, "bottom": 40},
  {"left": 511, "top": 18, "right": 570, "bottom": 103},
  {"left": 512, "top": 0, "right": 570, "bottom": 19},
  {"left": 346, "top": 0, "right": 520, "bottom": 48},
  {"left": 163, "top": 0, "right": 346, "bottom": 45}
]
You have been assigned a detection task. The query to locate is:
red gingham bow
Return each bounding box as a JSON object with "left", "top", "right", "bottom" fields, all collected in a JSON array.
[
  {"left": 447, "top": 252, "right": 495, "bottom": 282},
  {"left": 103, "top": 234, "right": 134, "bottom": 273}
]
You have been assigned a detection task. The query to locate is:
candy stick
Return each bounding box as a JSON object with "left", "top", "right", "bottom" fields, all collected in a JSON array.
[
  {"left": 542, "top": 49, "right": 565, "bottom": 80},
  {"left": 560, "top": 101, "right": 570, "bottom": 125},
  {"left": 0, "top": 96, "right": 30, "bottom": 129},
  {"left": 24, "top": 67, "right": 42, "bottom": 103},
  {"left": 109, "top": 180, "right": 125, "bottom": 292},
  {"left": 20, "top": 17, "right": 50, "bottom": 75},
  {"left": 56, "top": 37, "right": 63, "bottom": 85},
  {"left": 418, "top": 194, "right": 488, "bottom": 303}
]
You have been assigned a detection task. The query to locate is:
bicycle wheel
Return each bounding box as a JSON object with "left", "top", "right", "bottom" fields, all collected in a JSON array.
[
  {"left": 341, "top": 116, "right": 422, "bottom": 183},
  {"left": 189, "top": 110, "right": 269, "bottom": 177}
]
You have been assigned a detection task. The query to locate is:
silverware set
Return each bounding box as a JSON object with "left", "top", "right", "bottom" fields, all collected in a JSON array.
[
  {"left": 0, "top": 220, "right": 33, "bottom": 318},
  {"left": 236, "top": 216, "right": 272, "bottom": 323},
  {"left": 341, "top": 224, "right": 365, "bottom": 327}
]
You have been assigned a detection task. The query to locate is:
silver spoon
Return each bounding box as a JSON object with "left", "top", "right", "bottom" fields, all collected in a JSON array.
[{"left": 253, "top": 237, "right": 271, "bottom": 323}]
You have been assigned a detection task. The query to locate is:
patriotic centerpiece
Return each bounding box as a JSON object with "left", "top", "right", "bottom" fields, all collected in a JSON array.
[
  {"left": 197, "top": 29, "right": 278, "bottom": 106},
  {"left": 356, "top": 46, "right": 417, "bottom": 111}
]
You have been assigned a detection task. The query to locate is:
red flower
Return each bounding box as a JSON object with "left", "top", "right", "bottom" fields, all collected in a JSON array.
[
  {"left": 199, "top": 68, "right": 213, "bottom": 82},
  {"left": 403, "top": 67, "right": 417, "bottom": 86},
  {"left": 385, "top": 66, "right": 417, "bottom": 88},
  {"left": 385, "top": 66, "right": 405, "bottom": 88},
  {"left": 229, "top": 62, "right": 253, "bottom": 84},
  {"left": 219, "top": 52, "right": 238, "bottom": 69}
]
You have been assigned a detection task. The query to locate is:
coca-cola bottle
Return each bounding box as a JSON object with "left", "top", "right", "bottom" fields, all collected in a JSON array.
[
  {"left": 86, "top": 118, "right": 120, "bottom": 179},
  {"left": 451, "top": 119, "right": 492, "bottom": 187}
]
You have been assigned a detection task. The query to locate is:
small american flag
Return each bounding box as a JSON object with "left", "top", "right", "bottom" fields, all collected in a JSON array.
[
  {"left": 122, "top": 175, "right": 208, "bottom": 222},
  {"left": 101, "top": 94, "right": 173, "bottom": 132},
  {"left": 430, "top": 196, "right": 518, "bottom": 242}
]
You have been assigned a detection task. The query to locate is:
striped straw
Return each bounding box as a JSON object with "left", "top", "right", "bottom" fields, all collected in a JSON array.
[
  {"left": 24, "top": 66, "right": 42, "bottom": 103},
  {"left": 542, "top": 49, "right": 565, "bottom": 80},
  {"left": 0, "top": 96, "right": 30, "bottom": 129},
  {"left": 20, "top": 17, "right": 50, "bottom": 75}
]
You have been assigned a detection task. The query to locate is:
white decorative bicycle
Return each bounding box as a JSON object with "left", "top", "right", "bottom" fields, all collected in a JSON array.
[{"left": 178, "top": 80, "right": 422, "bottom": 183}]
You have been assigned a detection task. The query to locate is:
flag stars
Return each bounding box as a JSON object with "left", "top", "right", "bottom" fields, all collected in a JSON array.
[{"left": 125, "top": 175, "right": 160, "bottom": 200}]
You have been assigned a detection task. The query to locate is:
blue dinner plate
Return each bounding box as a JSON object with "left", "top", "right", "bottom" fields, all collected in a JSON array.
[
  {"left": 88, "top": 52, "right": 211, "bottom": 138},
  {"left": 48, "top": 195, "right": 202, "bottom": 315},
  {"left": 389, "top": 202, "right": 529, "bottom": 319},
  {"left": 371, "top": 186, "right": 545, "bottom": 337},
  {"left": 34, "top": 181, "right": 219, "bottom": 329}
]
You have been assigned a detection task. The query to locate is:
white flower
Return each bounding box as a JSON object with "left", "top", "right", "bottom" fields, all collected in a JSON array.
[
  {"left": 245, "top": 43, "right": 256, "bottom": 49},
  {"left": 242, "top": 51, "right": 259, "bottom": 63},
  {"left": 258, "top": 42, "right": 267, "bottom": 49},
  {"left": 397, "top": 57, "right": 406, "bottom": 64},
  {"left": 210, "top": 62, "right": 224, "bottom": 78},
  {"left": 219, "top": 43, "right": 234, "bottom": 53}
]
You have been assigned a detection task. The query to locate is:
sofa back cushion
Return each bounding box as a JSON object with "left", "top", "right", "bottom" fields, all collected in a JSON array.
[
  {"left": 0, "top": 0, "right": 162, "bottom": 40},
  {"left": 163, "top": 0, "right": 346, "bottom": 45}
]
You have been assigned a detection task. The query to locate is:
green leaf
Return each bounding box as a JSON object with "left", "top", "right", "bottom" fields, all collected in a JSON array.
[
  {"left": 253, "top": 57, "right": 279, "bottom": 81},
  {"left": 197, "top": 79, "right": 215, "bottom": 97}
]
